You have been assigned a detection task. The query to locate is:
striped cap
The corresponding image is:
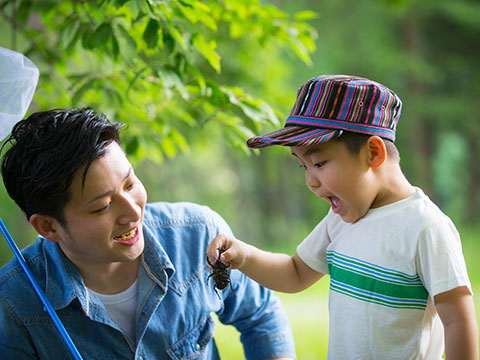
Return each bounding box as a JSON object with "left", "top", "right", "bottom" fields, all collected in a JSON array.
[{"left": 247, "top": 75, "right": 402, "bottom": 148}]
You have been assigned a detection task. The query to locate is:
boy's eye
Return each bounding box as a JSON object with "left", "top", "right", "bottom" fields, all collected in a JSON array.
[
  {"left": 298, "top": 164, "right": 307, "bottom": 170},
  {"left": 314, "top": 161, "right": 326, "bottom": 168}
]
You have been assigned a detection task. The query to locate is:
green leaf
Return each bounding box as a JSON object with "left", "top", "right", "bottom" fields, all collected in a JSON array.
[
  {"left": 111, "top": 33, "right": 120, "bottom": 58},
  {"left": 161, "top": 136, "right": 177, "bottom": 157},
  {"left": 191, "top": 33, "right": 221, "bottom": 72},
  {"left": 17, "top": 0, "right": 33, "bottom": 23},
  {"left": 126, "top": 66, "right": 148, "bottom": 95},
  {"left": 206, "top": 81, "right": 229, "bottom": 107},
  {"left": 187, "top": 64, "right": 206, "bottom": 94},
  {"left": 124, "top": 135, "right": 139, "bottom": 155},
  {"left": 294, "top": 10, "right": 317, "bottom": 21},
  {"left": 288, "top": 38, "right": 312, "bottom": 66},
  {"left": 93, "top": 22, "right": 112, "bottom": 48},
  {"left": 143, "top": 18, "right": 160, "bottom": 48},
  {"left": 62, "top": 20, "right": 81, "bottom": 52},
  {"left": 81, "top": 24, "right": 96, "bottom": 50},
  {"left": 116, "top": 24, "right": 137, "bottom": 50},
  {"left": 114, "top": 0, "right": 130, "bottom": 8},
  {"left": 158, "top": 68, "right": 188, "bottom": 99},
  {"left": 166, "top": 22, "right": 186, "bottom": 49},
  {"left": 170, "top": 128, "right": 189, "bottom": 153},
  {"left": 72, "top": 78, "right": 97, "bottom": 106}
]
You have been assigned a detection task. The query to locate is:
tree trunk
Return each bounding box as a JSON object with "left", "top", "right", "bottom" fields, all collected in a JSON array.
[
  {"left": 402, "top": 12, "right": 436, "bottom": 200},
  {"left": 466, "top": 135, "right": 480, "bottom": 224}
]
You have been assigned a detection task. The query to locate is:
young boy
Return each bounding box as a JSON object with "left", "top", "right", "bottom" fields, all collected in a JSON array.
[{"left": 207, "top": 75, "right": 479, "bottom": 359}]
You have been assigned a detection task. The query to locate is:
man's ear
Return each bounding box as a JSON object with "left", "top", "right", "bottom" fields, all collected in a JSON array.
[
  {"left": 29, "top": 214, "right": 61, "bottom": 243},
  {"left": 366, "top": 136, "right": 387, "bottom": 168}
]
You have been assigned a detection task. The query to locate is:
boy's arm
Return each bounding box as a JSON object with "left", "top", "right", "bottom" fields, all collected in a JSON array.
[
  {"left": 207, "top": 234, "right": 323, "bottom": 293},
  {"left": 434, "top": 286, "right": 479, "bottom": 360}
]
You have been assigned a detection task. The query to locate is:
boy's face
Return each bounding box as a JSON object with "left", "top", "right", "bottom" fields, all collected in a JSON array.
[
  {"left": 292, "top": 140, "right": 378, "bottom": 223},
  {"left": 54, "top": 142, "right": 147, "bottom": 271}
]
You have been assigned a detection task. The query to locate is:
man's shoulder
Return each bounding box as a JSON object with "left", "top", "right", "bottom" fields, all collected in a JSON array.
[
  {"left": 144, "top": 201, "right": 217, "bottom": 225},
  {"left": 0, "top": 239, "right": 46, "bottom": 318},
  {"left": 0, "top": 239, "right": 45, "bottom": 286}
]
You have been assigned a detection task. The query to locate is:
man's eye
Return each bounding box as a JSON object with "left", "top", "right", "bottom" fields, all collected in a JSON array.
[
  {"left": 93, "top": 203, "right": 111, "bottom": 213},
  {"left": 298, "top": 164, "right": 307, "bottom": 170},
  {"left": 314, "top": 161, "right": 326, "bottom": 168}
]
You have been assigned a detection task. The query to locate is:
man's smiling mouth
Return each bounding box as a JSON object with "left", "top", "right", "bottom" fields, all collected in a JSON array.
[{"left": 114, "top": 228, "right": 137, "bottom": 242}]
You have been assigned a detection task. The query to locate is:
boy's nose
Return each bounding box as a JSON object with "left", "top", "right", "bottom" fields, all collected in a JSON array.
[{"left": 306, "top": 171, "right": 321, "bottom": 189}]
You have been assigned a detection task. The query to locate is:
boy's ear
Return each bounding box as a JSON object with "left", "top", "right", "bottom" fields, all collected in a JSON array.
[
  {"left": 29, "top": 214, "right": 61, "bottom": 243},
  {"left": 366, "top": 136, "right": 387, "bottom": 168}
]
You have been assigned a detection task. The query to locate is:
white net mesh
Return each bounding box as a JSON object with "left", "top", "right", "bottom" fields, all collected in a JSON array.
[{"left": 0, "top": 47, "right": 39, "bottom": 140}]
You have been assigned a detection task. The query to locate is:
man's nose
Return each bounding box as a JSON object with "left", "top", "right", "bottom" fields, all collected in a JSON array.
[{"left": 117, "top": 193, "right": 141, "bottom": 224}]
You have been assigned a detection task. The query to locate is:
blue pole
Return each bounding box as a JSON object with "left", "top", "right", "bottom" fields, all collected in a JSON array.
[{"left": 0, "top": 218, "right": 83, "bottom": 360}]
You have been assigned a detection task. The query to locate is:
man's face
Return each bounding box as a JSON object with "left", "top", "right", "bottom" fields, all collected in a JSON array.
[{"left": 55, "top": 142, "right": 147, "bottom": 270}]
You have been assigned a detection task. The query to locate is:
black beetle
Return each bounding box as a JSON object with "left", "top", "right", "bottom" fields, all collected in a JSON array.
[{"left": 207, "top": 247, "right": 234, "bottom": 299}]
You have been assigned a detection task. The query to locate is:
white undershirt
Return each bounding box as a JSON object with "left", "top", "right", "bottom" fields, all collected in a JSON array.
[{"left": 89, "top": 279, "right": 139, "bottom": 340}]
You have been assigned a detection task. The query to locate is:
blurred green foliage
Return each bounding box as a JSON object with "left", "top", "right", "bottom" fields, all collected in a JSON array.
[
  {"left": 0, "top": 0, "right": 316, "bottom": 157},
  {"left": 1, "top": 0, "right": 480, "bottom": 357}
]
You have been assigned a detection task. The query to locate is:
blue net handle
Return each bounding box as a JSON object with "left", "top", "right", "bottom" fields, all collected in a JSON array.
[{"left": 0, "top": 218, "right": 83, "bottom": 360}]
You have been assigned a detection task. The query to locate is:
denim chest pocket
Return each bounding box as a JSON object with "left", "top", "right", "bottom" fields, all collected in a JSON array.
[{"left": 166, "top": 315, "right": 215, "bottom": 360}]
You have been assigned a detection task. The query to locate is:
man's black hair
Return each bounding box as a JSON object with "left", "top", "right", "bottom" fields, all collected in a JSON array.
[{"left": 1, "top": 108, "right": 123, "bottom": 224}]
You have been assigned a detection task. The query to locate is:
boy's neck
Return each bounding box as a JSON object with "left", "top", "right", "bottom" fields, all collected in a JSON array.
[{"left": 371, "top": 160, "right": 415, "bottom": 209}]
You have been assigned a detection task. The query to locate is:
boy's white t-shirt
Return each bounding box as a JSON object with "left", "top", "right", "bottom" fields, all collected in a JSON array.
[
  {"left": 297, "top": 188, "right": 472, "bottom": 360},
  {"left": 89, "top": 279, "right": 139, "bottom": 340}
]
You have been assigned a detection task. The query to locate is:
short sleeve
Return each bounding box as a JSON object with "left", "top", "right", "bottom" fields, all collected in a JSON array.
[
  {"left": 416, "top": 216, "right": 472, "bottom": 300},
  {"left": 296, "top": 212, "right": 332, "bottom": 274}
]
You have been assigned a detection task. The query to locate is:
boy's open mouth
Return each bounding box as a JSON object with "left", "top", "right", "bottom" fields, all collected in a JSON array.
[{"left": 327, "top": 196, "right": 341, "bottom": 213}]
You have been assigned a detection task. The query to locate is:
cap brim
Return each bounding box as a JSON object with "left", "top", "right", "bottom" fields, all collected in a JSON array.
[{"left": 246, "top": 126, "right": 342, "bottom": 149}]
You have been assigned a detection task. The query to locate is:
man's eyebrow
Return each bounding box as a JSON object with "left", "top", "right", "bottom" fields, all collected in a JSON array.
[{"left": 86, "top": 167, "right": 132, "bottom": 205}]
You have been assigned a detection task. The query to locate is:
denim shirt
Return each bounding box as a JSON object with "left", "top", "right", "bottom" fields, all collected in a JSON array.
[{"left": 0, "top": 202, "right": 295, "bottom": 359}]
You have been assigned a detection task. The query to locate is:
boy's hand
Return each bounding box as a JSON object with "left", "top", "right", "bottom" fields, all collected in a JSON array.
[{"left": 206, "top": 234, "right": 250, "bottom": 270}]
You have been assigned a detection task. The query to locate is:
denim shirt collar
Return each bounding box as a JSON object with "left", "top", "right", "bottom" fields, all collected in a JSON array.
[{"left": 43, "top": 225, "right": 176, "bottom": 313}]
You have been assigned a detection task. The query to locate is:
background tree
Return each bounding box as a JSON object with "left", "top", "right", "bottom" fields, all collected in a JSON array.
[{"left": 0, "top": 0, "right": 317, "bottom": 263}]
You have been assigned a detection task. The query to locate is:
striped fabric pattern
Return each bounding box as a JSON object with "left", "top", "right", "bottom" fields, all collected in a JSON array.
[
  {"left": 327, "top": 250, "right": 428, "bottom": 310},
  {"left": 247, "top": 75, "right": 402, "bottom": 149}
]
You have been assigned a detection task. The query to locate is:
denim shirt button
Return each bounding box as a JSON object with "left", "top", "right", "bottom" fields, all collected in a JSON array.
[
  {"left": 138, "top": 357, "right": 144, "bottom": 360},
  {"left": 195, "top": 343, "right": 201, "bottom": 351}
]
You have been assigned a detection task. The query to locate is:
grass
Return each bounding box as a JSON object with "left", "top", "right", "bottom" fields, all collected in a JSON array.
[
  {"left": 213, "top": 226, "right": 480, "bottom": 358},
  {"left": 214, "top": 280, "right": 330, "bottom": 360}
]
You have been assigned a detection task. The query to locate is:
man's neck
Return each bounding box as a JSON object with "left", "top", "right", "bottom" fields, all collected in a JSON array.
[{"left": 79, "top": 257, "right": 141, "bottom": 295}]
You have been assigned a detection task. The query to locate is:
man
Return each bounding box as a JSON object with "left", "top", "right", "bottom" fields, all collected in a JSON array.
[{"left": 0, "top": 108, "right": 295, "bottom": 359}]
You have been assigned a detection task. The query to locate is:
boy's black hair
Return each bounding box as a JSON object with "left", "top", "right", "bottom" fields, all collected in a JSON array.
[
  {"left": 1, "top": 108, "right": 123, "bottom": 225},
  {"left": 338, "top": 131, "right": 400, "bottom": 163}
]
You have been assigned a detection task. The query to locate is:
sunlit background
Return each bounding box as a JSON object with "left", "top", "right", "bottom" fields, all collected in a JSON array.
[{"left": 1, "top": 0, "right": 479, "bottom": 358}]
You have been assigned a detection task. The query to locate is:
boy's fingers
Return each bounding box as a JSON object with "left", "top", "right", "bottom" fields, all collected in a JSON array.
[{"left": 206, "top": 234, "right": 229, "bottom": 264}]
